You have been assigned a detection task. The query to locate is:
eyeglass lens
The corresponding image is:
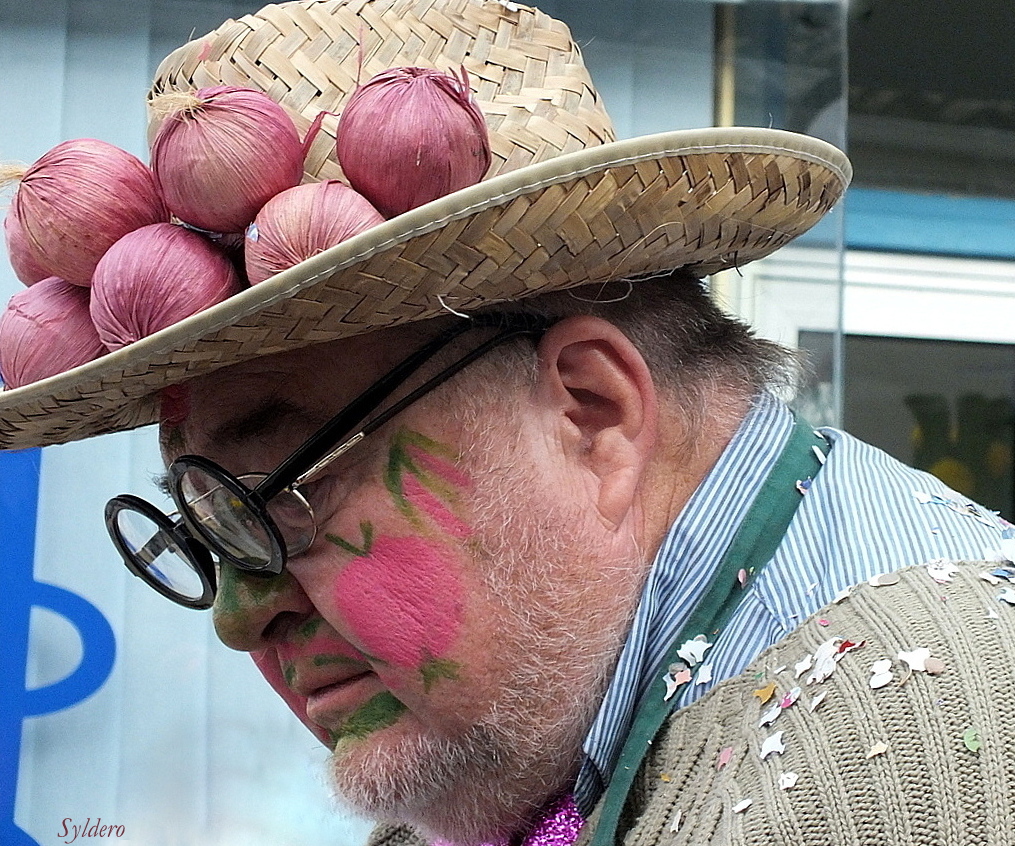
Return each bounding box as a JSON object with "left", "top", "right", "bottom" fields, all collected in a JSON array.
[
  {"left": 176, "top": 466, "right": 315, "bottom": 570},
  {"left": 112, "top": 506, "right": 208, "bottom": 603}
]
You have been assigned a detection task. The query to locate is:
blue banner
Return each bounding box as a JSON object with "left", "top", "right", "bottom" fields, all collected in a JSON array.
[{"left": 1, "top": 448, "right": 117, "bottom": 846}]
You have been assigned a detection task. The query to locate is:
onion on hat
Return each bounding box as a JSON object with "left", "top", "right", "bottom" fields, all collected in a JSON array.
[
  {"left": 0, "top": 276, "right": 106, "bottom": 388},
  {"left": 90, "top": 222, "right": 243, "bottom": 350},
  {"left": 245, "top": 181, "right": 385, "bottom": 285}
]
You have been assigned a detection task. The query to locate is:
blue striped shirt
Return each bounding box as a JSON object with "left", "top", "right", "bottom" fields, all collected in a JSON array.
[{"left": 574, "top": 391, "right": 1010, "bottom": 813}]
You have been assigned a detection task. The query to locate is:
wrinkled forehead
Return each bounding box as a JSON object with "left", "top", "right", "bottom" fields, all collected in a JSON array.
[{"left": 159, "top": 325, "right": 421, "bottom": 466}]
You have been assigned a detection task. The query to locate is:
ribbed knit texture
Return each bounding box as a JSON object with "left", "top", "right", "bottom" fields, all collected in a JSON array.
[{"left": 609, "top": 559, "right": 1015, "bottom": 845}]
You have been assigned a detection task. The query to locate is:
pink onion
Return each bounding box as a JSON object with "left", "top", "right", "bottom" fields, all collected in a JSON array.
[
  {"left": 244, "top": 181, "right": 384, "bottom": 284},
  {"left": 3, "top": 213, "right": 50, "bottom": 285},
  {"left": 2, "top": 139, "right": 169, "bottom": 286},
  {"left": 90, "top": 223, "right": 242, "bottom": 350},
  {"left": 0, "top": 276, "right": 106, "bottom": 388},
  {"left": 336, "top": 66, "right": 491, "bottom": 218},
  {"left": 150, "top": 86, "right": 306, "bottom": 233}
]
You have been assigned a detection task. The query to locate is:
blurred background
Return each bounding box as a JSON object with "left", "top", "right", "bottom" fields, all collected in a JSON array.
[{"left": 2, "top": 1, "right": 1013, "bottom": 844}]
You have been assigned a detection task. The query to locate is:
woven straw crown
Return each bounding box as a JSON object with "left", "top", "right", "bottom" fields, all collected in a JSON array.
[{"left": 0, "top": 0, "right": 852, "bottom": 450}]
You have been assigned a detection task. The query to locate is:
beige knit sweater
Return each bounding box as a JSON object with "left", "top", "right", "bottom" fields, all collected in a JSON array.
[{"left": 370, "top": 560, "right": 1015, "bottom": 846}]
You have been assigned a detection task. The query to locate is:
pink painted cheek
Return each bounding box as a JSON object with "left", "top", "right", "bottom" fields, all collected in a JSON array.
[
  {"left": 333, "top": 535, "right": 464, "bottom": 671},
  {"left": 250, "top": 650, "right": 331, "bottom": 746},
  {"left": 405, "top": 443, "right": 472, "bottom": 491},
  {"left": 401, "top": 472, "right": 473, "bottom": 539}
]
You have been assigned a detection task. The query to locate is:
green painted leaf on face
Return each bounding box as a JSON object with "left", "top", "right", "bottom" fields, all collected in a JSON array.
[
  {"left": 420, "top": 656, "right": 461, "bottom": 693},
  {"left": 334, "top": 691, "right": 407, "bottom": 741},
  {"left": 298, "top": 617, "right": 325, "bottom": 642},
  {"left": 325, "top": 520, "right": 374, "bottom": 557}
]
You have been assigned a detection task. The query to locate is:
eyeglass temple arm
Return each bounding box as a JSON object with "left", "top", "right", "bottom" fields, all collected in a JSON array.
[{"left": 252, "top": 313, "right": 550, "bottom": 500}]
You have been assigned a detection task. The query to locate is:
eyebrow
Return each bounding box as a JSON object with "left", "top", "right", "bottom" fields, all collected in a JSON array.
[{"left": 154, "top": 399, "right": 326, "bottom": 496}]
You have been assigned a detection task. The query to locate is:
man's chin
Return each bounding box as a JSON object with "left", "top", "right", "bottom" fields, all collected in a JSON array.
[{"left": 325, "top": 720, "right": 541, "bottom": 845}]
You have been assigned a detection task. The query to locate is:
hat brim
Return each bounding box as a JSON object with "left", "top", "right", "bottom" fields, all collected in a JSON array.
[{"left": 0, "top": 126, "right": 850, "bottom": 450}]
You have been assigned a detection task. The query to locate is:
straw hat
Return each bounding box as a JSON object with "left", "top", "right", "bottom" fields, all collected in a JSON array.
[
  {"left": 595, "top": 561, "right": 1015, "bottom": 845},
  {"left": 0, "top": 0, "right": 851, "bottom": 451}
]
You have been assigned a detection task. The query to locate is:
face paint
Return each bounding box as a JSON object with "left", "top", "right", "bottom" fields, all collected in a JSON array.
[
  {"left": 330, "top": 534, "right": 464, "bottom": 679},
  {"left": 215, "top": 564, "right": 293, "bottom": 617},
  {"left": 385, "top": 428, "right": 473, "bottom": 538},
  {"left": 330, "top": 691, "right": 407, "bottom": 744},
  {"left": 324, "top": 429, "right": 469, "bottom": 687}
]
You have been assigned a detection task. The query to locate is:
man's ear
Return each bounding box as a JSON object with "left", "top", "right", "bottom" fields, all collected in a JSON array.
[{"left": 534, "top": 315, "right": 659, "bottom": 530}]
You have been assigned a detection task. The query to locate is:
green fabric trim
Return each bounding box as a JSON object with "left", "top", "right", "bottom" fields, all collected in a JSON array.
[{"left": 589, "top": 417, "right": 828, "bottom": 846}]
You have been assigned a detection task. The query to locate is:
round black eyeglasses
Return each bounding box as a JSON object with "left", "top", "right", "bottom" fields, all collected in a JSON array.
[{"left": 105, "top": 314, "right": 551, "bottom": 609}]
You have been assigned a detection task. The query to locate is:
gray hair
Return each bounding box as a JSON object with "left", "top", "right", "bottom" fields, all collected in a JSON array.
[{"left": 447, "top": 268, "right": 802, "bottom": 427}]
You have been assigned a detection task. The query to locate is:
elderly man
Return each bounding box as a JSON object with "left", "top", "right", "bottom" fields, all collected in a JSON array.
[{"left": 2, "top": 1, "right": 1013, "bottom": 844}]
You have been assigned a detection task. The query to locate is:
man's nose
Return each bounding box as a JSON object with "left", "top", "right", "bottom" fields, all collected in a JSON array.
[{"left": 212, "top": 564, "right": 315, "bottom": 651}]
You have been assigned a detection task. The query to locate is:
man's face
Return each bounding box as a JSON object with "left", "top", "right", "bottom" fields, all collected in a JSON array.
[{"left": 163, "top": 325, "right": 644, "bottom": 842}]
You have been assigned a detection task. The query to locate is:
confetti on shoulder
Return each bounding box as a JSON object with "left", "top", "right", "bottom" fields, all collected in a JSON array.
[
  {"left": 760, "top": 731, "right": 786, "bottom": 760},
  {"left": 677, "top": 635, "right": 713, "bottom": 666},
  {"left": 733, "top": 798, "right": 753, "bottom": 814},
  {"left": 669, "top": 810, "right": 682, "bottom": 833},
  {"left": 753, "top": 681, "right": 778, "bottom": 704},
  {"left": 868, "top": 572, "right": 900, "bottom": 587},
  {"left": 866, "top": 741, "right": 888, "bottom": 759},
  {"left": 962, "top": 727, "right": 982, "bottom": 753},
  {"left": 926, "top": 560, "right": 960, "bottom": 584},
  {"left": 778, "top": 772, "right": 799, "bottom": 790}
]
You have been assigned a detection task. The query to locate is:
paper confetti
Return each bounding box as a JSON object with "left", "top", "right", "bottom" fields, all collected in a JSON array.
[
  {"left": 733, "top": 799, "right": 753, "bottom": 814},
  {"left": 758, "top": 703, "right": 782, "bottom": 728},
  {"left": 717, "top": 746, "right": 734, "bottom": 770},
  {"left": 838, "top": 639, "right": 865, "bottom": 655},
  {"left": 812, "top": 444, "right": 827, "bottom": 465},
  {"left": 962, "top": 727, "right": 982, "bottom": 753},
  {"left": 980, "top": 571, "right": 1004, "bottom": 586},
  {"left": 780, "top": 687, "right": 802, "bottom": 709},
  {"left": 695, "top": 663, "right": 714, "bottom": 686},
  {"left": 833, "top": 587, "right": 852, "bottom": 604},
  {"left": 778, "top": 772, "right": 799, "bottom": 790},
  {"left": 818, "top": 618, "right": 830, "bottom": 627},
  {"left": 914, "top": 491, "right": 1000, "bottom": 528},
  {"left": 796, "top": 477, "right": 813, "bottom": 495},
  {"left": 807, "top": 638, "right": 843, "bottom": 685},
  {"left": 660, "top": 773, "right": 672, "bottom": 782},
  {"left": 927, "top": 560, "right": 960, "bottom": 584},
  {"left": 677, "top": 636, "right": 713, "bottom": 666},
  {"left": 794, "top": 655, "right": 814, "bottom": 678},
  {"left": 866, "top": 741, "right": 888, "bottom": 759},
  {"left": 809, "top": 690, "right": 829, "bottom": 712},
  {"left": 868, "top": 572, "right": 900, "bottom": 587},
  {"left": 760, "top": 731, "right": 786, "bottom": 760},
  {"left": 738, "top": 568, "right": 749, "bottom": 587},
  {"left": 869, "top": 658, "right": 894, "bottom": 689},
  {"left": 998, "top": 588, "right": 1015, "bottom": 606},
  {"left": 669, "top": 810, "right": 682, "bottom": 833},
  {"left": 663, "top": 666, "right": 692, "bottom": 701},
  {"left": 898, "top": 648, "right": 932, "bottom": 673},
  {"left": 753, "top": 681, "right": 778, "bottom": 705}
]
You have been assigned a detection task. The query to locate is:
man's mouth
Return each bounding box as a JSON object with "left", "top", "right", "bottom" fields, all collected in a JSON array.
[{"left": 305, "top": 671, "right": 377, "bottom": 729}]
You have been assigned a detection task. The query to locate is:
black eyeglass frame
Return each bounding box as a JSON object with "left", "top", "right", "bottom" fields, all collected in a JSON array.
[
  {"left": 106, "top": 312, "right": 552, "bottom": 607},
  {"left": 105, "top": 494, "right": 217, "bottom": 609}
]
